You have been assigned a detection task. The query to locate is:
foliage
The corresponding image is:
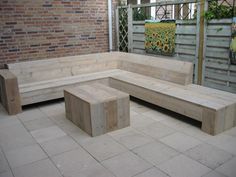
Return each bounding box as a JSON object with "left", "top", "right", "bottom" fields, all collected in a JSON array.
[
  {"left": 133, "top": 8, "right": 151, "bottom": 21},
  {"left": 204, "top": 1, "right": 234, "bottom": 20}
]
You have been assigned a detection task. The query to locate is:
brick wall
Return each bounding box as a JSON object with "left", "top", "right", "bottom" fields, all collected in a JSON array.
[{"left": 0, "top": 0, "right": 118, "bottom": 68}]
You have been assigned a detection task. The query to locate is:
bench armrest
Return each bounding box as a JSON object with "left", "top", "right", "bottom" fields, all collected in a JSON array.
[{"left": 0, "top": 69, "right": 22, "bottom": 115}]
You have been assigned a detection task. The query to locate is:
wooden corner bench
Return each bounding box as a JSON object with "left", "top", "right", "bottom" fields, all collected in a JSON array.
[{"left": 0, "top": 52, "right": 235, "bottom": 135}]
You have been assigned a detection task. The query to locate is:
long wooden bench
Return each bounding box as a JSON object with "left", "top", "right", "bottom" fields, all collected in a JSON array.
[
  {"left": 108, "top": 72, "right": 236, "bottom": 135},
  {"left": 0, "top": 52, "right": 235, "bottom": 135}
]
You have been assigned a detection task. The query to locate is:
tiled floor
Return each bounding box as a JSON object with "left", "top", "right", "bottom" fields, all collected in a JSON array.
[{"left": 0, "top": 99, "right": 236, "bottom": 177}]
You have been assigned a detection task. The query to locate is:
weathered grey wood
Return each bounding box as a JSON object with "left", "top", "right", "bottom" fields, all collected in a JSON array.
[
  {"left": 64, "top": 83, "right": 130, "bottom": 137},
  {"left": 128, "top": 5, "right": 133, "bottom": 53},
  {"left": 0, "top": 69, "right": 22, "bottom": 115},
  {"left": 109, "top": 72, "right": 236, "bottom": 135},
  {"left": 3, "top": 51, "right": 236, "bottom": 135}
]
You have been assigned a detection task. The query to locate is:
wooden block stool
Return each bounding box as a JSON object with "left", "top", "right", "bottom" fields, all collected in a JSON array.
[{"left": 64, "top": 83, "right": 130, "bottom": 137}]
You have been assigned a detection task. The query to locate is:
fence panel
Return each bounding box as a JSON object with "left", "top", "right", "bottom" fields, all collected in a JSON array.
[
  {"left": 116, "top": 1, "right": 236, "bottom": 93},
  {"left": 203, "top": 19, "right": 236, "bottom": 93}
]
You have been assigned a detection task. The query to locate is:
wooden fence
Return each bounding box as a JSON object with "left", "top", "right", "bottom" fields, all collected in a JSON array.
[{"left": 116, "top": 2, "right": 236, "bottom": 93}]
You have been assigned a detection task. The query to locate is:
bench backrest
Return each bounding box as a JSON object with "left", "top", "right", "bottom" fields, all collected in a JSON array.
[
  {"left": 6, "top": 52, "right": 193, "bottom": 85},
  {"left": 117, "top": 52, "right": 193, "bottom": 85},
  {"left": 6, "top": 53, "right": 118, "bottom": 84}
]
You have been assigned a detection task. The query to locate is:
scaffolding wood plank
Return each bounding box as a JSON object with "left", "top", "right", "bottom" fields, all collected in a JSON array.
[{"left": 64, "top": 83, "right": 130, "bottom": 137}]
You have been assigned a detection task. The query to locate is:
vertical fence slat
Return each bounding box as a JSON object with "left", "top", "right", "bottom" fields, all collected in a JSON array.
[
  {"left": 116, "top": 8, "right": 120, "bottom": 51},
  {"left": 128, "top": 5, "right": 133, "bottom": 53}
]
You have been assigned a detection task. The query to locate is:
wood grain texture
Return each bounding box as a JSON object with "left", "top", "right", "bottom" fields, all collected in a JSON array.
[
  {"left": 64, "top": 83, "right": 130, "bottom": 137},
  {"left": 109, "top": 72, "right": 236, "bottom": 135},
  {"left": 0, "top": 69, "right": 22, "bottom": 115}
]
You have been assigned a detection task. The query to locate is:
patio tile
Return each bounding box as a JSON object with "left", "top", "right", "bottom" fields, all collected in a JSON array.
[
  {"left": 51, "top": 148, "right": 97, "bottom": 176},
  {"left": 133, "top": 167, "right": 169, "bottom": 177},
  {"left": 0, "top": 171, "right": 14, "bottom": 177},
  {"left": 17, "top": 108, "right": 47, "bottom": 122},
  {"left": 139, "top": 122, "right": 176, "bottom": 139},
  {"left": 66, "top": 163, "right": 115, "bottom": 177},
  {"left": 207, "top": 134, "right": 236, "bottom": 155},
  {"left": 56, "top": 118, "right": 81, "bottom": 135},
  {"left": 202, "top": 171, "right": 227, "bottom": 177},
  {"left": 131, "top": 114, "right": 156, "bottom": 129},
  {"left": 102, "top": 151, "right": 152, "bottom": 177},
  {"left": 23, "top": 117, "right": 54, "bottom": 131},
  {"left": 131, "top": 105, "right": 151, "bottom": 114},
  {"left": 224, "top": 127, "right": 236, "bottom": 137},
  {"left": 180, "top": 126, "right": 212, "bottom": 141},
  {"left": 142, "top": 110, "right": 169, "bottom": 121},
  {"left": 5, "top": 144, "right": 47, "bottom": 168},
  {"left": 0, "top": 149, "right": 10, "bottom": 174},
  {"left": 215, "top": 157, "right": 236, "bottom": 177},
  {"left": 109, "top": 127, "right": 154, "bottom": 149},
  {"left": 12, "top": 159, "right": 62, "bottom": 177},
  {"left": 41, "top": 135, "right": 79, "bottom": 156},
  {"left": 158, "top": 154, "right": 211, "bottom": 177},
  {"left": 30, "top": 126, "right": 66, "bottom": 144},
  {"left": 40, "top": 103, "right": 65, "bottom": 117},
  {"left": 159, "top": 116, "right": 185, "bottom": 128},
  {"left": 185, "top": 143, "right": 233, "bottom": 169},
  {"left": 130, "top": 110, "right": 139, "bottom": 117},
  {"left": 160, "top": 132, "right": 202, "bottom": 152},
  {"left": 0, "top": 123, "right": 36, "bottom": 151},
  {"left": 69, "top": 128, "right": 92, "bottom": 144},
  {"left": 79, "top": 134, "right": 127, "bottom": 161},
  {"left": 132, "top": 141, "right": 179, "bottom": 166},
  {"left": 0, "top": 116, "right": 20, "bottom": 128}
]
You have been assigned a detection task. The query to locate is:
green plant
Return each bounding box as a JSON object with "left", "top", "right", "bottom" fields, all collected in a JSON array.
[
  {"left": 133, "top": 8, "right": 151, "bottom": 21},
  {"left": 204, "top": 1, "right": 234, "bottom": 20}
]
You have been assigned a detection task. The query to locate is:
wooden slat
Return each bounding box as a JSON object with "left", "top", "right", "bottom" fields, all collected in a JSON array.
[
  {"left": 0, "top": 69, "right": 22, "bottom": 115},
  {"left": 205, "top": 47, "right": 230, "bottom": 59},
  {"left": 133, "top": 41, "right": 145, "bottom": 49},
  {"left": 133, "top": 34, "right": 145, "bottom": 41},
  {"left": 133, "top": 25, "right": 145, "bottom": 33}
]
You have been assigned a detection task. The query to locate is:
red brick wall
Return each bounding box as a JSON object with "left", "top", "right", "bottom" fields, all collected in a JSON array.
[{"left": 0, "top": 0, "right": 118, "bottom": 68}]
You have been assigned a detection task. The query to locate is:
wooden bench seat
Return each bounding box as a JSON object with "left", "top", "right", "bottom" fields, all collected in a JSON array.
[
  {"left": 109, "top": 72, "right": 236, "bottom": 135},
  {"left": 19, "top": 69, "right": 125, "bottom": 105},
  {"left": 0, "top": 52, "right": 235, "bottom": 135}
]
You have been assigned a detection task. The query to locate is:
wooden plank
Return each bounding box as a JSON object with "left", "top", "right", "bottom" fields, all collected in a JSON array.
[
  {"left": 133, "top": 25, "right": 145, "bottom": 33},
  {"left": 175, "top": 47, "right": 196, "bottom": 55},
  {"left": 205, "top": 71, "right": 236, "bottom": 83},
  {"left": 176, "top": 20, "right": 196, "bottom": 25},
  {"left": 208, "top": 19, "right": 232, "bottom": 24},
  {"left": 205, "top": 47, "right": 230, "bottom": 59},
  {"left": 133, "top": 21, "right": 145, "bottom": 25},
  {"left": 206, "top": 38, "right": 230, "bottom": 48},
  {"left": 133, "top": 48, "right": 146, "bottom": 54},
  {"left": 133, "top": 33, "right": 145, "bottom": 41},
  {"left": 175, "top": 38, "right": 196, "bottom": 45},
  {"left": 64, "top": 83, "right": 130, "bottom": 137},
  {"left": 128, "top": 5, "right": 133, "bottom": 52},
  {"left": 176, "top": 28, "right": 196, "bottom": 35},
  {"left": 0, "top": 69, "right": 22, "bottom": 115},
  {"left": 207, "top": 28, "right": 231, "bottom": 37},
  {"left": 204, "top": 81, "right": 236, "bottom": 94},
  {"left": 109, "top": 76, "right": 236, "bottom": 135},
  {"left": 133, "top": 41, "right": 145, "bottom": 49}
]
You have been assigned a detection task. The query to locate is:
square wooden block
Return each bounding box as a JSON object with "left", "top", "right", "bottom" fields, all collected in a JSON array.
[{"left": 64, "top": 83, "right": 130, "bottom": 136}]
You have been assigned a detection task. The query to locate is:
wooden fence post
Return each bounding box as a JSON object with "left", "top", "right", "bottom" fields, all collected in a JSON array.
[
  {"left": 196, "top": 0, "right": 207, "bottom": 85},
  {"left": 116, "top": 8, "right": 120, "bottom": 51},
  {"left": 128, "top": 5, "right": 133, "bottom": 53}
]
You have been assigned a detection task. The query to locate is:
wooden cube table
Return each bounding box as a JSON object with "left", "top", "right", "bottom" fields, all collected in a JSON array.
[{"left": 64, "top": 83, "right": 130, "bottom": 137}]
